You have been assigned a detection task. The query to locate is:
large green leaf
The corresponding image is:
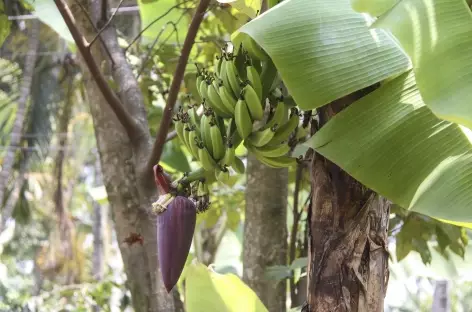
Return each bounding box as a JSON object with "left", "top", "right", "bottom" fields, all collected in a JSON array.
[
  {"left": 29, "top": 0, "right": 74, "bottom": 42},
  {"left": 350, "top": 0, "right": 397, "bottom": 16},
  {"left": 185, "top": 261, "right": 268, "bottom": 312},
  {"left": 234, "top": 0, "right": 411, "bottom": 110},
  {"left": 359, "top": 0, "right": 472, "bottom": 129},
  {"left": 305, "top": 70, "right": 472, "bottom": 223}
]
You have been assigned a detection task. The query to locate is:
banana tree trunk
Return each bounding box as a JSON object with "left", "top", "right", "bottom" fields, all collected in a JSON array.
[
  {"left": 0, "top": 20, "right": 39, "bottom": 207},
  {"left": 243, "top": 154, "right": 288, "bottom": 312},
  {"left": 304, "top": 91, "right": 390, "bottom": 312}
]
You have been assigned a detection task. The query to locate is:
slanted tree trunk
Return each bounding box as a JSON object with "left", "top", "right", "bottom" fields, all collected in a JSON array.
[
  {"left": 67, "top": 0, "right": 176, "bottom": 310},
  {"left": 243, "top": 154, "right": 288, "bottom": 312},
  {"left": 0, "top": 20, "right": 39, "bottom": 207},
  {"left": 305, "top": 91, "right": 390, "bottom": 312}
]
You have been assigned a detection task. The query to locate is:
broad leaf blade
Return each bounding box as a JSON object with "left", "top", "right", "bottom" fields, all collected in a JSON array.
[
  {"left": 235, "top": 0, "right": 411, "bottom": 110},
  {"left": 30, "top": 0, "right": 74, "bottom": 42},
  {"left": 368, "top": 0, "right": 472, "bottom": 129},
  {"left": 185, "top": 261, "right": 268, "bottom": 312},
  {"left": 350, "top": 0, "right": 398, "bottom": 16},
  {"left": 305, "top": 70, "right": 472, "bottom": 223}
]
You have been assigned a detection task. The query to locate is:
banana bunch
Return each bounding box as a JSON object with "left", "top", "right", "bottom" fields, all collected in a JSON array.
[{"left": 171, "top": 39, "right": 301, "bottom": 206}]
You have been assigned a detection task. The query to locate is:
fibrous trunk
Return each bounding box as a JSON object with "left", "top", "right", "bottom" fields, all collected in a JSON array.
[
  {"left": 243, "top": 154, "right": 288, "bottom": 312},
  {"left": 305, "top": 93, "right": 390, "bottom": 312}
]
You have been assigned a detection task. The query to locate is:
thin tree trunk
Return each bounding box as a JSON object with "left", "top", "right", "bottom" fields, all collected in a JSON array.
[
  {"left": 243, "top": 153, "right": 288, "bottom": 312},
  {"left": 0, "top": 20, "right": 39, "bottom": 206},
  {"left": 305, "top": 90, "right": 390, "bottom": 312},
  {"left": 0, "top": 154, "right": 30, "bottom": 233},
  {"left": 432, "top": 280, "right": 450, "bottom": 312},
  {"left": 69, "top": 1, "right": 174, "bottom": 311}
]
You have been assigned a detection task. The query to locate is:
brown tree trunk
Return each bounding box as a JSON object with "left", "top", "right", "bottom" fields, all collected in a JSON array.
[
  {"left": 69, "top": 1, "right": 174, "bottom": 311},
  {"left": 243, "top": 154, "right": 288, "bottom": 312},
  {"left": 305, "top": 92, "right": 390, "bottom": 312},
  {"left": 0, "top": 20, "right": 39, "bottom": 207}
]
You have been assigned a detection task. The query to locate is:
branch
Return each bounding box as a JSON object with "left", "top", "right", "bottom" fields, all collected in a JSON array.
[
  {"left": 54, "top": 0, "right": 144, "bottom": 140},
  {"left": 146, "top": 0, "right": 211, "bottom": 171},
  {"left": 125, "top": 0, "right": 193, "bottom": 52},
  {"left": 89, "top": 0, "right": 125, "bottom": 47}
]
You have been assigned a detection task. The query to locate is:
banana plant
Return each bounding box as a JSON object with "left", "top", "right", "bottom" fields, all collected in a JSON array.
[{"left": 231, "top": 0, "right": 472, "bottom": 228}]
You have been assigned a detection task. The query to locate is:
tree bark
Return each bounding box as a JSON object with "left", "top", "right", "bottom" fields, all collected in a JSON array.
[
  {"left": 0, "top": 20, "right": 39, "bottom": 206},
  {"left": 0, "top": 154, "right": 30, "bottom": 233},
  {"left": 243, "top": 153, "right": 288, "bottom": 312},
  {"left": 305, "top": 92, "right": 390, "bottom": 312},
  {"left": 69, "top": 1, "right": 174, "bottom": 311}
]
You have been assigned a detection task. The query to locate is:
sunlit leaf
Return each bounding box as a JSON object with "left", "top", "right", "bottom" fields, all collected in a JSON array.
[
  {"left": 161, "top": 141, "right": 191, "bottom": 173},
  {"left": 185, "top": 261, "right": 268, "bottom": 312},
  {"left": 305, "top": 70, "right": 472, "bottom": 223},
  {"left": 218, "top": 0, "right": 262, "bottom": 18},
  {"left": 29, "top": 0, "right": 74, "bottom": 42},
  {"left": 234, "top": 0, "right": 411, "bottom": 111},
  {"left": 137, "top": 0, "right": 191, "bottom": 45},
  {"left": 350, "top": 0, "right": 397, "bottom": 16},
  {"left": 364, "top": 0, "right": 472, "bottom": 129},
  {"left": 0, "top": 3, "right": 11, "bottom": 47}
]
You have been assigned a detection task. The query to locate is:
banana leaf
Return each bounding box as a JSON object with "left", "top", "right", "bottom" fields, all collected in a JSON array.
[
  {"left": 357, "top": 0, "right": 472, "bottom": 129},
  {"left": 234, "top": 0, "right": 411, "bottom": 111},
  {"left": 305, "top": 70, "right": 472, "bottom": 226}
]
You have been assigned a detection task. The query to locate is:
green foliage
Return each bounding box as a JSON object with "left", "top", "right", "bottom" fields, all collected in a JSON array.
[
  {"left": 0, "top": 2, "right": 11, "bottom": 47},
  {"left": 265, "top": 257, "right": 307, "bottom": 283},
  {"left": 184, "top": 261, "right": 268, "bottom": 312},
  {"left": 137, "top": 0, "right": 192, "bottom": 45},
  {"left": 234, "top": 0, "right": 410, "bottom": 111},
  {"left": 217, "top": 0, "right": 263, "bottom": 18},
  {"left": 391, "top": 207, "right": 468, "bottom": 264},
  {"left": 361, "top": 0, "right": 472, "bottom": 129},
  {"left": 305, "top": 71, "right": 472, "bottom": 224},
  {"left": 27, "top": 0, "right": 74, "bottom": 42}
]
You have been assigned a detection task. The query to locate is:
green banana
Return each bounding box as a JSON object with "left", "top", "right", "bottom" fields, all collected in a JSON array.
[
  {"left": 246, "top": 64, "right": 263, "bottom": 100},
  {"left": 261, "top": 101, "right": 286, "bottom": 131},
  {"left": 257, "top": 155, "right": 297, "bottom": 169},
  {"left": 226, "top": 58, "right": 242, "bottom": 97},
  {"left": 242, "top": 84, "right": 264, "bottom": 121},
  {"left": 220, "top": 57, "right": 234, "bottom": 95},
  {"left": 210, "top": 123, "right": 225, "bottom": 161},
  {"left": 175, "top": 118, "right": 186, "bottom": 146},
  {"left": 250, "top": 142, "right": 290, "bottom": 158},
  {"left": 214, "top": 55, "right": 223, "bottom": 74},
  {"left": 226, "top": 118, "right": 243, "bottom": 149},
  {"left": 207, "top": 81, "right": 233, "bottom": 117},
  {"left": 243, "top": 35, "right": 268, "bottom": 62},
  {"left": 197, "top": 180, "right": 209, "bottom": 197},
  {"left": 234, "top": 99, "right": 253, "bottom": 139},
  {"left": 267, "top": 111, "right": 299, "bottom": 146},
  {"left": 216, "top": 168, "right": 230, "bottom": 185},
  {"left": 260, "top": 58, "right": 278, "bottom": 99},
  {"left": 219, "top": 85, "right": 236, "bottom": 114},
  {"left": 188, "top": 129, "right": 201, "bottom": 160},
  {"left": 246, "top": 126, "right": 276, "bottom": 147},
  {"left": 200, "top": 113, "right": 214, "bottom": 153},
  {"left": 232, "top": 156, "right": 246, "bottom": 174},
  {"left": 220, "top": 144, "right": 235, "bottom": 167},
  {"left": 187, "top": 105, "right": 201, "bottom": 132},
  {"left": 199, "top": 79, "right": 209, "bottom": 100},
  {"left": 198, "top": 145, "right": 219, "bottom": 171}
]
